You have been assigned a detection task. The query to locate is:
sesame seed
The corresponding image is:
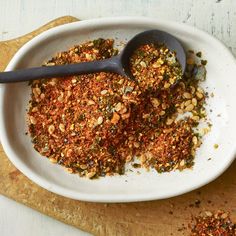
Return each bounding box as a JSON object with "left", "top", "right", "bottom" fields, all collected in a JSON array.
[
  {"left": 101, "top": 90, "right": 108, "bottom": 95},
  {"left": 48, "top": 125, "right": 55, "bottom": 135},
  {"left": 97, "top": 116, "right": 104, "bottom": 125},
  {"left": 59, "top": 124, "right": 65, "bottom": 132},
  {"left": 183, "top": 92, "right": 192, "bottom": 99},
  {"left": 185, "top": 104, "right": 194, "bottom": 111}
]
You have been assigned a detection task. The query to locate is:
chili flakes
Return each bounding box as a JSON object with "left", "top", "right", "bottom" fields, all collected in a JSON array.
[{"left": 27, "top": 38, "right": 209, "bottom": 178}]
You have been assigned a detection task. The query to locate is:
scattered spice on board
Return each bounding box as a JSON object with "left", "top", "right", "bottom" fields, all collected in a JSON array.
[
  {"left": 190, "top": 211, "right": 236, "bottom": 235},
  {"left": 27, "top": 38, "right": 209, "bottom": 178}
]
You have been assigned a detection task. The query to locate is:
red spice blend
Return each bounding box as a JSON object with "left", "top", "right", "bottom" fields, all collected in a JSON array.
[
  {"left": 190, "top": 211, "right": 236, "bottom": 236},
  {"left": 27, "top": 39, "right": 208, "bottom": 178}
]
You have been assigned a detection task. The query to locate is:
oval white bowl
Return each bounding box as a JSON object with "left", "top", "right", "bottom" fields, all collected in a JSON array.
[{"left": 0, "top": 17, "right": 236, "bottom": 202}]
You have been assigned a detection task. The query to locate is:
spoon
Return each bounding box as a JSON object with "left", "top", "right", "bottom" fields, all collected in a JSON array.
[{"left": 0, "top": 30, "right": 186, "bottom": 83}]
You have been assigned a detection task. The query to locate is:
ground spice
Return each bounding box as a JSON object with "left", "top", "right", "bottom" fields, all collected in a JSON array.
[
  {"left": 190, "top": 211, "right": 236, "bottom": 235},
  {"left": 27, "top": 38, "right": 208, "bottom": 178},
  {"left": 130, "top": 43, "right": 182, "bottom": 90}
]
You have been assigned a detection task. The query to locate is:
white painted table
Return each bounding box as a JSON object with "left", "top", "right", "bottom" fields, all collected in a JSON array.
[{"left": 0, "top": 0, "right": 235, "bottom": 235}]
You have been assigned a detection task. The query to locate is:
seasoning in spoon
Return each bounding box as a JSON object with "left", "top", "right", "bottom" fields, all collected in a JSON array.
[{"left": 130, "top": 43, "right": 182, "bottom": 90}]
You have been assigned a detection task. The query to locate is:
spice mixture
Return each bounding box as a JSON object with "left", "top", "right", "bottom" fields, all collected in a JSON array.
[
  {"left": 130, "top": 43, "right": 182, "bottom": 90},
  {"left": 27, "top": 38, "right": 208, "bottom": 178},
  {"left": 190, "top": 211, "right": 236, "bottom": 235}
]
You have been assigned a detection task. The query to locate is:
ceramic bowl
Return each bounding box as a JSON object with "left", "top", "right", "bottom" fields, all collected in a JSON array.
[{"left": 0, "top": 17, "right": 236, "bottom": 202}]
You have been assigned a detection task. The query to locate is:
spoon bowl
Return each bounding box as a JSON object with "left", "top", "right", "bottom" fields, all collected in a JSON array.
[
  {"left": 120, "top": 30, "right": 186, "bottom": 79},
  {"left": 0, "top": 30, "right": 186, "bottom": 83}
]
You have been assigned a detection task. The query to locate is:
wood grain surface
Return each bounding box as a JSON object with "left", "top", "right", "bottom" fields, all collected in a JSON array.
[{"left": 0, "top": 16, "right": 235, "bottom": 236}]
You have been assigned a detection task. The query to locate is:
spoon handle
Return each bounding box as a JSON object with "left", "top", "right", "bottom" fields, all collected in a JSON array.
[{"left": 0, "top": 55, "right": 124, "bottom": 83}]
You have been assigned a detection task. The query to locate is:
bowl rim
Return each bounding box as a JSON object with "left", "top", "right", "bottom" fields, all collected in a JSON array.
[{"left": 0, "top": 16, "right": 236, "bottom": 202}]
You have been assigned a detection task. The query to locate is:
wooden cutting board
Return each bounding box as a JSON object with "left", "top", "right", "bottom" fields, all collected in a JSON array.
[{"left": 0, "top": 16, "right": 235, "bottom": 236}]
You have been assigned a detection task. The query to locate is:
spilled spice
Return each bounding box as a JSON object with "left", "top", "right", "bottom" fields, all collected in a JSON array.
[
  {"left": 27, "top": 38, "right": 209, "bottom": 178},
  {"left": 190, "top": 211, "right": 236, "bottom": 235}
]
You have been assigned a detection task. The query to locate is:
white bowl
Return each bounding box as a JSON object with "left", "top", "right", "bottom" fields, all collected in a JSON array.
[{"left": 0, "top": 17, "right": 236, "bottom": 203}]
